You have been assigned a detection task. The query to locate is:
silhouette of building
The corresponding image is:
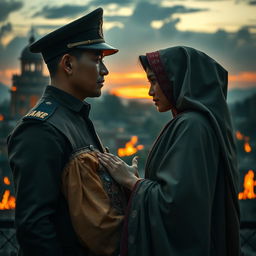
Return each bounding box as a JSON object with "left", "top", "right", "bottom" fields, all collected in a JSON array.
[
  {"left": 0, "top": 33, "right": 49, "bottom": 253},
  {"left": 10, "top": 34, "right": 49, "bottom": 118}
]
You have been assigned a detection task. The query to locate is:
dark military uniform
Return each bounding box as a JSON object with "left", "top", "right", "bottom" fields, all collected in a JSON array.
[
  {"left": 7, "top": 86, "right": 107, "bottom": 255},
  {"left": 7, "top": 7, "right": 122, "bottom": 255}
]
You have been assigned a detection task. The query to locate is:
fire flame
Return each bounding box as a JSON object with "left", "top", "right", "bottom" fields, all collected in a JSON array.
[
  {"left": 236, "top": 131, "right": 252, "bottom": 153},
  {"left": 11, "top": 86, "right": 17, "bottom": 92},
  {"left": 0, "top": 190, "right": 16, "bottom": 210},
  {"left": 236, "top": 131, "right": 244, "bottom": 140},
  {"left": 238, "top": 170, "right": 256, "bottom": 200},
  {"left": 0, "top": 177, "right": 16, "bottom": 210},
  {"left": 244, "top": 142, "right": 252, "bottom": 153},
  {"left": 118, "top": 136, "right": 144, "bottom": 157},
  {"left": 3, "top": 176, "right": 11, "bottom": 185}
]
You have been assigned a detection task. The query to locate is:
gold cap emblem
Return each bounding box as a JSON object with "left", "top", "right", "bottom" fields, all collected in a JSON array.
[{"left": 98, "top": 18, "right": 104, "bottom": 38}]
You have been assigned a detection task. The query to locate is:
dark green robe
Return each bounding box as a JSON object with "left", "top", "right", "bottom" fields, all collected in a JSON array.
[{"left": 122, "top": 47, "right": 240, "bottom": 256}]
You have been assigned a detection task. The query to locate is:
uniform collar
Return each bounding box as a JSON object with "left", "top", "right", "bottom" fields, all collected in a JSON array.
[{"left": 42, "top": 85, "right": 91, "bottom": 117}]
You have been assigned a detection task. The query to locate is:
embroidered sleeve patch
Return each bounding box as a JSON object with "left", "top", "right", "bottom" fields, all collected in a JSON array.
[{"left": 23, "top": 101, "right": 58, "bottom": 121}]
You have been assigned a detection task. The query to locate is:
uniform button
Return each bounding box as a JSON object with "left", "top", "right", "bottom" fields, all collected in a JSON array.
[
  {"left": 131, "top": 210, "right": 137, "bottom": 218},
  {"left": 104, "top": 174, "right": 111, "bottom": 182},
  {"left": 89, "top": 145, "right": 94, "bottom": 150},
  {"left": 45, "top": 101, "right": 52, "bottom": 105},
  {"left": 128, "top": 235, "right": 135, "bottom": 244}
]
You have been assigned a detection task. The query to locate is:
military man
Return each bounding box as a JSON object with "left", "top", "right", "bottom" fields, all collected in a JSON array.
[{"left": 7, "top": 8, "right": 124, "bottom": 256}]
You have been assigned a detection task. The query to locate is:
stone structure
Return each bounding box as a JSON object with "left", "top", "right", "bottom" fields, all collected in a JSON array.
[{"left": 10, "top": 34, "right": 49, "bottom": 118}]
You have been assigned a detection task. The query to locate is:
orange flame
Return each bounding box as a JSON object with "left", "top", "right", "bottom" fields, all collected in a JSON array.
[
  {"left": 236, "top": 131, "right": 252, "bottom": 153},
  {"left": 238, "top": 170, "right": 256, "bottom": 200},
  {"left": 0, "top": 177, "right": 16, "bottom": 210},
  {"left": 0, "top": 114, "right": 4, "bottom": 121},
  {"left": 236, "top": 131, "right": 244, "bottom": 140},
  {"left": 118, "top": 136, "right": 144, "bottom": 157},
  {"left": 3, "top": 176, "right": 11, "bottom": 185},
  {"left": 11, "top": 86, "right": 17, "bottom": 92},
  {"left": 0, "top": 190, "right": 16, "bottom": 210},
  {"left": 244, "top": 142, "right": 252, "bottom": 153}
]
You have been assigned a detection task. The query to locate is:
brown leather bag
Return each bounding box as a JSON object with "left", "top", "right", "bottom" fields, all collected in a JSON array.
[{"left": 62, "top": 147, "right": 126, "bottom": 255}]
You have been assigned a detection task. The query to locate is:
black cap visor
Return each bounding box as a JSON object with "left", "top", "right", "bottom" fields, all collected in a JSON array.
[{"left": 76, "top": 42, "right": 118, "bottom": 56}]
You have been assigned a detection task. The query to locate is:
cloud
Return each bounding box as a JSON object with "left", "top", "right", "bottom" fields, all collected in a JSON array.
[
  {"left": 104, "top": 15, "right": 129, "bottom": 22},
  {"left": 0, "top": 0, "right": 23, "bottom": 22},
  {"left": 33, "top": 24, "right": 60, "bottom": 30},
  {"left": 248, "top": 0, "right": 256, "bottom": 5},
  {"left": 0, "top": 0, "right": 255, "bottom": 88},
  {"left": 32, "top": 5, "right": 88, "bottom": 19},
  {"left": 103, "top": 2, "right": 256, "bottom": 75},
  {"left": 103, "top": 2, "right": 207, "bottom": 68},
  {"left": 0, "top": 36, "right": 28, "bottom": 70},
  {"left": 131, "top": 2, "right": 207, "bottom": 25},
  {"left": 90, "top": 0, "right": 132, "bottom": 5},
  {"left": 0, "top": 23, "right": 12, "bottom": 39},
  {"left": 242, "top": 24, "right": 256, "bottom": 29},
  {"left": 195, "top": 0, "right": 227, "bottom": 1}
]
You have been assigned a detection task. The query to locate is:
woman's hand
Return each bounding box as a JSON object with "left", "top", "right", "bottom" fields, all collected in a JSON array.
[{"left": 97, "top": 152, "right": 141, "bottom": 190}]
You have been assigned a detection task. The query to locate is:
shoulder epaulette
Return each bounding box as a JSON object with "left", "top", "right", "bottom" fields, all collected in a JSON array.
[{"left": 23, "top": 100, "right": 58, "bottom": 121}]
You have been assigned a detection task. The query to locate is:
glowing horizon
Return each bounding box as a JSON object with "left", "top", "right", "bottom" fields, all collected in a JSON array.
[
  {"left": 1, "top": 69, "right": 256, "bottom": 100},
  {"left": 110, "top": 85, "right": 151, "bottom": 99}
]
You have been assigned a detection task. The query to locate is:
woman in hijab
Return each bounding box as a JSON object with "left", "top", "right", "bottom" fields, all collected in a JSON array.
[{"left": 97, "top": 46, "right": 240, "bottom": 256}]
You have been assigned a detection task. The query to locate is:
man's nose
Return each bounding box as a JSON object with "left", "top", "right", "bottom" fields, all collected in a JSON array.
[{"left": 99, "top": 62, "right": 109, "bottom": 76}]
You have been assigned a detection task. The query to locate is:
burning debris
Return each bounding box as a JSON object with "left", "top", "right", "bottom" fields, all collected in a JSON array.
[
  {"left": 0, "top": 114, "right": 4, "bottom": 121},
  {"left": 236, "top": 131, "right": 252, "bottom": 153},
  {"left": 238, "top": 170, "right": 256, "bottom": 200},
  {"left": 235, "top": 131, "right": 255, "bottom": 200},
  {"left": 0, "top": 177, "right": 16, "bottom": 210},
  {"left": 244, "top": 142, "right": 252, "bottom": 153}
]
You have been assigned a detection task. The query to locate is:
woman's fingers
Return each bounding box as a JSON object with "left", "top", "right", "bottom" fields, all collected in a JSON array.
[
  {"left": 99, "top": 153, "right": 119, "bottom": 165},
  {"left": 98, "top": 152, "right": 123, "bottom": 166},
  {"left": 132, "top": 156, "right": 138, "bottom": 167},
  {"left": 97, "top": 152, "right": 140, "bottom": 189},
  {"left": 98, "top": 154, "right": 116, "bottom": 170},
  {"left": 104, "top": 152, "right": 123, "bottom": 163},
  {"left": 98, "top": 156, "right": 112, "bottom": 170},
  {"left": 97, "top": 153, "right": 122, "bottom": 173}
]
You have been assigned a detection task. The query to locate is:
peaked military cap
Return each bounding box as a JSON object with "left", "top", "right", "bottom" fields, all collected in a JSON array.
[{"left": 29, "top": 7, "right": 118, "bottom": 63}]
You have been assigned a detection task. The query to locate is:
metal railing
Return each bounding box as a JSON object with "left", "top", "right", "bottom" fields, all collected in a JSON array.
[
  {"left": 0, "top": 219, "right": 18, "bottom": 255},
  {"left": 0, "top": 218, "right": 255, "bottom": 255},
  {"left": 241, "top": 221, "right": 256, "bottom": 256}
]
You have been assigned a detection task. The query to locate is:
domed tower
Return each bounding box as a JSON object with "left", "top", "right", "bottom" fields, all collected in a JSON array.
[
  {"left": 10, "top": 33, "right": 49, "bottom": 118},
  {"left": 21, "top": 35, "right": 44, "bottom": 75}
]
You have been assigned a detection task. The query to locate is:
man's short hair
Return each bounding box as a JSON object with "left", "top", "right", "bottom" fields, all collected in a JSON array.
[{"left": 47, "top": 49, "right": 83, "bottom": 78}]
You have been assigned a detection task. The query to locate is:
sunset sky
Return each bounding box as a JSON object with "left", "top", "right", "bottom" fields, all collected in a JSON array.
[{"left": 0, "top": 0, "right": 256, "bottom": 99}]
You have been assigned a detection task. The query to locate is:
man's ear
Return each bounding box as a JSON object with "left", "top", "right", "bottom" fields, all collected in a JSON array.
[{"left": 60, "top": 54, "right": 74, "bottom": 75}]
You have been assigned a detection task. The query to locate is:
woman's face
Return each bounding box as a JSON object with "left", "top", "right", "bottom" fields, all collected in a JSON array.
[{"left": 146, "top": 67, "right": 173, "bottom": 112}]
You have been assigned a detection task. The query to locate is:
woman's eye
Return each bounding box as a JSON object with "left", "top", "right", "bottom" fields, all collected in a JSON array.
[{"left": 148, "top": 79, "right": 157, "bottom": 84}]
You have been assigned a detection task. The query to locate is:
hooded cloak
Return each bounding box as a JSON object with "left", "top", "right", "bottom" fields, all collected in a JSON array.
[{"left": 121, "top": 46, "right": 240, "bottom": 256}]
